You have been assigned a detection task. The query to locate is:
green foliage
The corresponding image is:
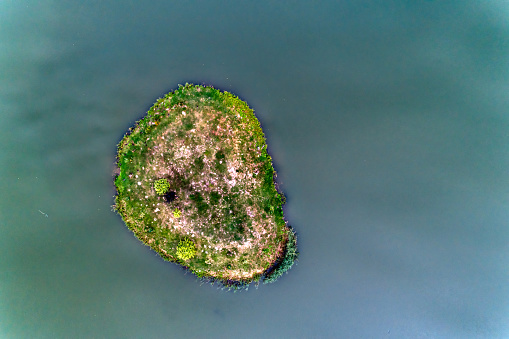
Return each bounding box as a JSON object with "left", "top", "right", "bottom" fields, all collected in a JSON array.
[
  {"left": 263, "top": 229, "right": 298, "bottom": 284},
  {"left": 194, "top": 156, "right": 204, "bottom": 172},
  {"left": 176, "top": 238, "right": 197, "bottom": 261},
  {"left": 173, "top": 208, "right": 181, "bottom": 218},
  {"left": 209, "top": 191, "right": 221, "bottom": 205},
  {"left": 189, "top": 192, "right": 209, "bottom": 215},
  {"left": 182, "top": 116, "right": 194, "bottom": 131},
  {"left": 214, "top": 150, "right": 227, "bottom": 173},
  {"left": 154, "top": 178, "right": 171, "bottom": 195}
]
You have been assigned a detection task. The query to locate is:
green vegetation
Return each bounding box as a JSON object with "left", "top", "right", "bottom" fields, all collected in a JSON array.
[
  {"left": 154, "top": 178, "right": 171, "bottom": 195},
  {"left": 263, "top": 228, "right": 298, "bottom": 284},
  {"left": 176, "top": 238, "right": 197, "bottom": 261},
  {"left": 113, "top": 83, "right": 297, "bottom": 288}
]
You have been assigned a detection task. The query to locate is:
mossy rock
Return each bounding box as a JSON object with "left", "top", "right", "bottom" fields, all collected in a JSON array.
[{"left": 113, "top": 84, "right": 297, "bottom": 287}]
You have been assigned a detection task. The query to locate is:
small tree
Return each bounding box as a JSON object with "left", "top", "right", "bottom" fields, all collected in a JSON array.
[
  {"left": 173, "top": 208, "right": 181, "bottom": 218},
  {"left": 154, "top": 178, "right": 171, "bottom": 195},
  {"left": 176, "top": 238, "right": 197, "bottom": 261}
]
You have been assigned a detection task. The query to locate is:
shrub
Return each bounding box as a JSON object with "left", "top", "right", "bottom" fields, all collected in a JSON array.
[
  {"left": 173, "top": 208, "right": 181, "bottom": 218},
  {"left": 176, "top": 238, "right": 197, "bottom": 261},
  {"left": 263, "top": 229, "right": 298, "bottom": 284},
  {"left": 154, "top": 178, "right": 171, "bottom": 195}
]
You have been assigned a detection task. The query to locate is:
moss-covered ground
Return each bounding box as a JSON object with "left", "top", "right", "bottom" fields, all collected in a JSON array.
[{"left": 113, "top": 84, "right": 297, "bottom": 288}]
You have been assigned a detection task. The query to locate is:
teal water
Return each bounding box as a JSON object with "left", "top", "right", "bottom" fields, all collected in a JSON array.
[{"left": 1, "top": 1, "right": 508, "bottom": 338}]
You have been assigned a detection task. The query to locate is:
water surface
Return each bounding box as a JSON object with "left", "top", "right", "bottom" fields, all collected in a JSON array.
[{"left": 1, "top": 1, "right": 508, "bottom": 338}]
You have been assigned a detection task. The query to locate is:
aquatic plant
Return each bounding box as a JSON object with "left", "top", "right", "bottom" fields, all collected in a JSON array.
[{"left": 263, "top": 228, "right": 298, "bottom": 284}]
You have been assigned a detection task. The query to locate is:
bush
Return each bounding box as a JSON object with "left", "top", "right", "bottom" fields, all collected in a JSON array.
[
  {"left": 154, "top": 178, "right": 171, "bottom": 195},
  {"left": 263, "top": 229, "right": 298, "bottom": 284},
  {"left": 173, "top": 208, "right": 181, "bottom": 218},
  {"left": 176, "top": 238, "right": 197, "bottom": 261}
]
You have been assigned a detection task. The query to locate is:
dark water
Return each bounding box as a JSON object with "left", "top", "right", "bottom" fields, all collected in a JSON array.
[{"left": 1, "top": 1, "right": 508, "bottom": 338}]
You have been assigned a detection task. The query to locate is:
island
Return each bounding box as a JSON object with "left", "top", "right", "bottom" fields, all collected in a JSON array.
[{"left": 113, "top": 84, "right": 297, "bottom": 290}]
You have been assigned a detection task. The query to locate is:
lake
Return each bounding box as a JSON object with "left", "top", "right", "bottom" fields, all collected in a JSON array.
[{"left": 1, "top": 1, "right": 508, "bottom": 338}]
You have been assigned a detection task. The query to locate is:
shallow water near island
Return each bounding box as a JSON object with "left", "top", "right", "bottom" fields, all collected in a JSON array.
[{"left": 1, "top": 1, "right": 509, "bottom": 338}]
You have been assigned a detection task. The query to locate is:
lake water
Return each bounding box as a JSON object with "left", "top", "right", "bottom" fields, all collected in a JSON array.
[{"left": 1, "top": 1, "right": 508, "bottom": 338}]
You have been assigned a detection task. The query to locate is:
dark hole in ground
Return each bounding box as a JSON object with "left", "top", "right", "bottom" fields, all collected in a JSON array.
[{"left": 164, "top": 191, "right": 176, "bottom": 202}]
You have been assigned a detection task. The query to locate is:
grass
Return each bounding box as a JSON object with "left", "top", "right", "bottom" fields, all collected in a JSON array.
[{"left": 113, "top": 84, "right": 297, "bottom": 287}]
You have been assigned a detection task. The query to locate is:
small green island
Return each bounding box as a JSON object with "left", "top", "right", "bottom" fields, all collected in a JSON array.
[{"left": 113, "top": 84, "right": 297, "bottom": 289}]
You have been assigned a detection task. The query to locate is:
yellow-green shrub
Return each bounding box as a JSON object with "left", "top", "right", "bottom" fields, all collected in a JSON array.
[
  {"left": 154, "top": 178, "right": 170, "bottom": 195},
  {"left": 176, "top": 238, "right": 196, "bottom": 260}
]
